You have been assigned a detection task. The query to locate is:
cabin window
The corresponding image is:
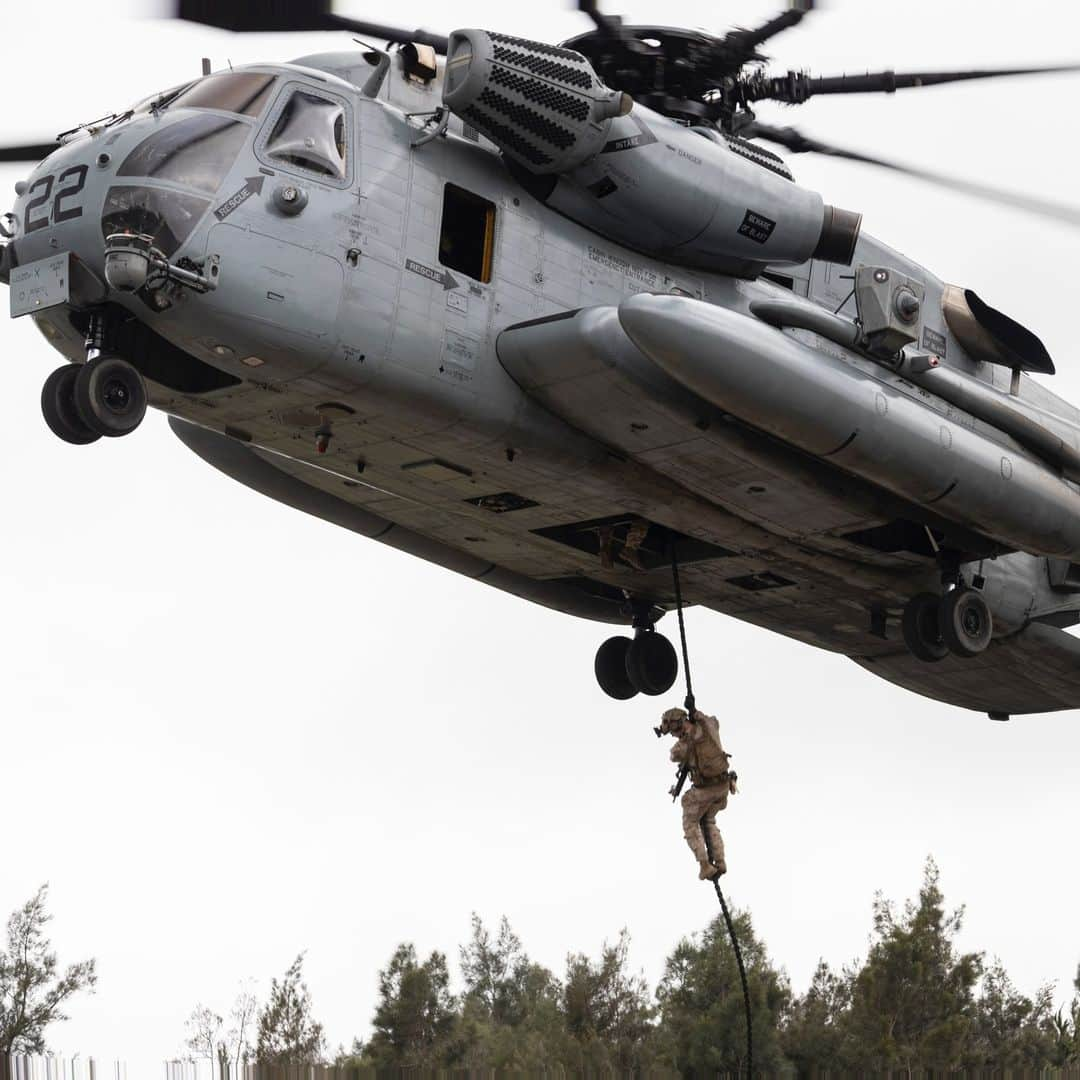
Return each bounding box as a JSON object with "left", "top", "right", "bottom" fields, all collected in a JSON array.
[
  {"left": 439, "top": 184, "right": 495, "bottom": 284},
  {"left": 264, "top": 90, "right": 347, "bottom": 180}
]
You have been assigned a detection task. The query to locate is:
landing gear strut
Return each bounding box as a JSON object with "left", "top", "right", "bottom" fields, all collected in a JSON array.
[
  {"left": 595, "top": 625, "right": 679, "bottom": 699},
  {"left": 40, "top": 309, "right": 148, "bottom": 444}
]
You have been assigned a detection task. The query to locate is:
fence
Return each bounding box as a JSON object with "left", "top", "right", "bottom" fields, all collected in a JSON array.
[
  {"left": 164, "top": 1069, "right": 378, "bottom": 1080},
  {"left": 0, "top": 1060, "right": 126, "bottom": 1080}
]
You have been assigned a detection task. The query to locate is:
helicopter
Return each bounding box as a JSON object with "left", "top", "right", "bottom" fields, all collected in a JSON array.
[{"left": 4, "top": 0, "right": 1080, "bottom": 720}]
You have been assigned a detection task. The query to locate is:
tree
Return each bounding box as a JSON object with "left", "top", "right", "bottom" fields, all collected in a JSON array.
[
  {"left": 841, "top": 858, "right": 982, "bottom": 1073},
  {"left": 254, "top": 954, "right": 324, "bottom": 1065},
  {"left": 460, "top": 914, "right": 524, "bottom": 1025},
  {"left": 967, "top": 959, "right": 1055, "bottom": 1069},
  {"left": 657, "top": 908, "right": 790, "bottom": 1076},
  {"left": 223, "top": 985, "right": 258, "bottom": 1071},
  {"left": 183, "top": 1004, "right": 224, "bottom": 1070},
  {"left": 562, "top": 929, "right": 659, "bottom": 1072},
  {"left": 0, "top": 885, "right": 97, "bottom": 1063},
  {"left": 183, "top": 986, "right": 257, "bottom": 1075},
  {"left": 364, "top": 943, "right": 458, "bottom": 1069},
  {"left": 781, "top": 959, "right": 853, "bottom": 1076},
  {"left": 452, "top": 914, "right": 566, "bottom": 1071}
]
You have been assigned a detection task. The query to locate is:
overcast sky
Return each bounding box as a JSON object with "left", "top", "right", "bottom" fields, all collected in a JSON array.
[{"left": 2, "top": 0, "right": 1079, "bottom": 1073}]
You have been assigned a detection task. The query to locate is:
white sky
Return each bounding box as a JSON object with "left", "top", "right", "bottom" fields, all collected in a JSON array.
[{"left": 2, "top": 1, "right": 1079, "bottom": 1073}]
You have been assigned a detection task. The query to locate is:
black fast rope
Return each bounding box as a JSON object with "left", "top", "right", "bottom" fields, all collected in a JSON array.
[
  {"left": 670, "top": 539, "right": 754, "bottom": 1079},
  {"left": 669, "top": 539, "right": 695, "bottom": 718},
  {"left": 703, "top": 827, "right": 754, "bottom": 1079}
]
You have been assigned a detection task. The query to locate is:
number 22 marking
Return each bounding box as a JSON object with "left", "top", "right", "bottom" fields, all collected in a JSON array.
[{"left": 23, "top": 165, "right": 88, "bottom": 233}]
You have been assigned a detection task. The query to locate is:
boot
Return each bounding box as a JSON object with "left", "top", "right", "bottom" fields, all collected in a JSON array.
[{"left": 698, "top": 860, "right": 720, "bottom": 880}]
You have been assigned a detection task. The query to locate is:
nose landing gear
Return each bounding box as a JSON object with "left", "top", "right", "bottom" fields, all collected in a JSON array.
[
  {"left": 41, "top": 365, "right": 101, "bottom": 445},
  {"left": 41, "top": 357, "right": 148, "bottom": 443},
  {"left": 595, "top": 626, "right": 679, "bottom": 699}
]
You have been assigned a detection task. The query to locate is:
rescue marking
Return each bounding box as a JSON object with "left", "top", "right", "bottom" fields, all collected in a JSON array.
[
  {"left": 406, "top": 258, "right": 460, "bottom": 291},
  {"left": 213, "top": 176, "right": 266, "bottom": 221}
]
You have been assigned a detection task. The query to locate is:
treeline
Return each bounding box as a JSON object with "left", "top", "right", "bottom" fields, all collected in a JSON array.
[{"left": 197, "top": 859, "right": 1080, "bottom": 1076}]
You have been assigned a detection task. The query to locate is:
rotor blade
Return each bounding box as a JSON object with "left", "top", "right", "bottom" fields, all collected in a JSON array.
[
  {"left": 0, "top": 142, "right": 56, "bottom": 163},
  {"left": 748, "top": 62, "right": 1080, "bottom": 103},
  {"left": 577, "top": 1, "right": 631, "bottom": 49},
  {"left": 174, "top": 1, "right": 448, "bottom": 52},
  {"left": 721, "top": 1, "right": 814, "bottom": 62},
  {"left": 744, "top": 121, "right": 1080, "bottom": 227}
]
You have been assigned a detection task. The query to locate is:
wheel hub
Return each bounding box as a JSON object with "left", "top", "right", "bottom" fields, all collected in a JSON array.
[{"left": 103, "top": 378, "right": 130, "bottom": 413}]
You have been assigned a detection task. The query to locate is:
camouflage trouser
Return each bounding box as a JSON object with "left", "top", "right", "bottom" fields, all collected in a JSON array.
[{"left": 681, "top": 783, "right": 729, "bottom": 867}]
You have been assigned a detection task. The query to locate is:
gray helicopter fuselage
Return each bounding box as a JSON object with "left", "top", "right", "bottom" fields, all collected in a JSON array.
[{"left": 9, "top": 52, "right": 1080, "bottom": 713}]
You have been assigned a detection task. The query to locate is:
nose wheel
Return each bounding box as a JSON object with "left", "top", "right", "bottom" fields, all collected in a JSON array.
[
  {"left": 41, "top": 365, "right": 101, "bottom": 445},
  {"left": 41, "top": 357, "right": 147, "bottom": 442},
  {"left": 595, "top": 627, "right": 679, "bottom": 699},
  {"left": 901, "top": 587, "right": 992, "bottom": 662}
]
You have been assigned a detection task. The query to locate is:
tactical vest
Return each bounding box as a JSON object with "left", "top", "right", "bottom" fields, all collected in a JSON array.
[{"left": 688, "top": 719, "right": 731, "bottom": 786}]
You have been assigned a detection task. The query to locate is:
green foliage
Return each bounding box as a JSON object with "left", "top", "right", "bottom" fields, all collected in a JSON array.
[
  {"left": 0, "top": 884, "right": 96, "bottom": 1056},
  {"left": 968, "top": 958, "right": 1058, "bottom": 1068},
  {"left": 840, "top": 858, "right": 983, "bottom": 1072},
  {"left": 207, "top": 863, "right": 1080, "bottom": 1077},
  {"left": 781, "top": 959, "right": 852, "bottom": 1076},
  {"left": 561, "top": 929, "right": 662, "bottom": 1073},
  {"left": 362, "top": 944, "right": 458, "bottom": 1069},
  {"left": 455, "top": 914, "right": 567, "bottom": 1071},
  {"left": 657, "top": 908, "right": 790, "bottom": 1075},
  {"left": 778, "top": 858, "right": 1080, "bottom": 1076},
  {"left": 254, "top": 954, "right": 325, "bottom": 1066}
]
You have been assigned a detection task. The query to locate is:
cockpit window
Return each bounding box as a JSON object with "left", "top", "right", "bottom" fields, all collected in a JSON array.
[
  {"left": 118, "top": 114, "right": 249, "bottom": 195},
  {"left": 263, "top": 90, "right": 347, "bottom": 180},
  {"left": 131, "top": 82, "right": 194, "bottom": 116},
  {"left": 169, "top": 72, "right": 277, "bottom": 118},
  {"left": 101, "top": 186, "right": 211, "bottom": 258}
]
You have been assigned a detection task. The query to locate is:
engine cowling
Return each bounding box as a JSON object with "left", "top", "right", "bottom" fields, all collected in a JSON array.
[{"left": 442, "top": 28, "right": 861, "bottom": 275}]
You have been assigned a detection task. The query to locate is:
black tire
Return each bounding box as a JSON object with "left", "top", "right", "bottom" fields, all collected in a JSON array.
[
  {"left": 940, "top": 589, "right": 993, "bottom": 658},
  {"left": 41, "top": 365, "right": 101, "bottom": 445},
  {"left": 74, "top": 355, "right": 147, "bottom": 437},
  {"left": 625, "top": 631, "right": 678, "bottom": 696},
  {"left": 901, "top": 592, "right": 949, "bottom": 663},
  {"left": 595, "top": 636, "right": 638, "bottom": 700}
]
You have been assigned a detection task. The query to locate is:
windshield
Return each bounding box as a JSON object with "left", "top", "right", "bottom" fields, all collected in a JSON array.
[
  {"left": 130, "top": 72, "right": 276, "bottom": 119},
  {"left": 117, "top": 114, "right": 250, "bottom": 195},
  {"left": 169, "top": 72, "right": 277, "bottom": 118}
]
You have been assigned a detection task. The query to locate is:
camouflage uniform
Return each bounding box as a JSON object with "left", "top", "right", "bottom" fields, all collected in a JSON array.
[{"left": 665, "top": 708, "right": 737, "bottom": 880}]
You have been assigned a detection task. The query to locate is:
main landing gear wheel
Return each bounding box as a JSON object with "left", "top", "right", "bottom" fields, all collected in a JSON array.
[
  {"left": 940, "top": 588, "right": 993, "bottom": 658},
  {"left": 625, "top": 630, "right": 678, "bottom": 696},
  {"left": 41, "top": 365, "right": 101, "bottom": 445},
  {"left": 595, "top": 636, "right": 638, "bottom": 700},
  {"left": 901, "top": 592, "right": 949, "bottom": 663},
  {"left": 73, "top": 356, "right": 147, "bottom": 438}
]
